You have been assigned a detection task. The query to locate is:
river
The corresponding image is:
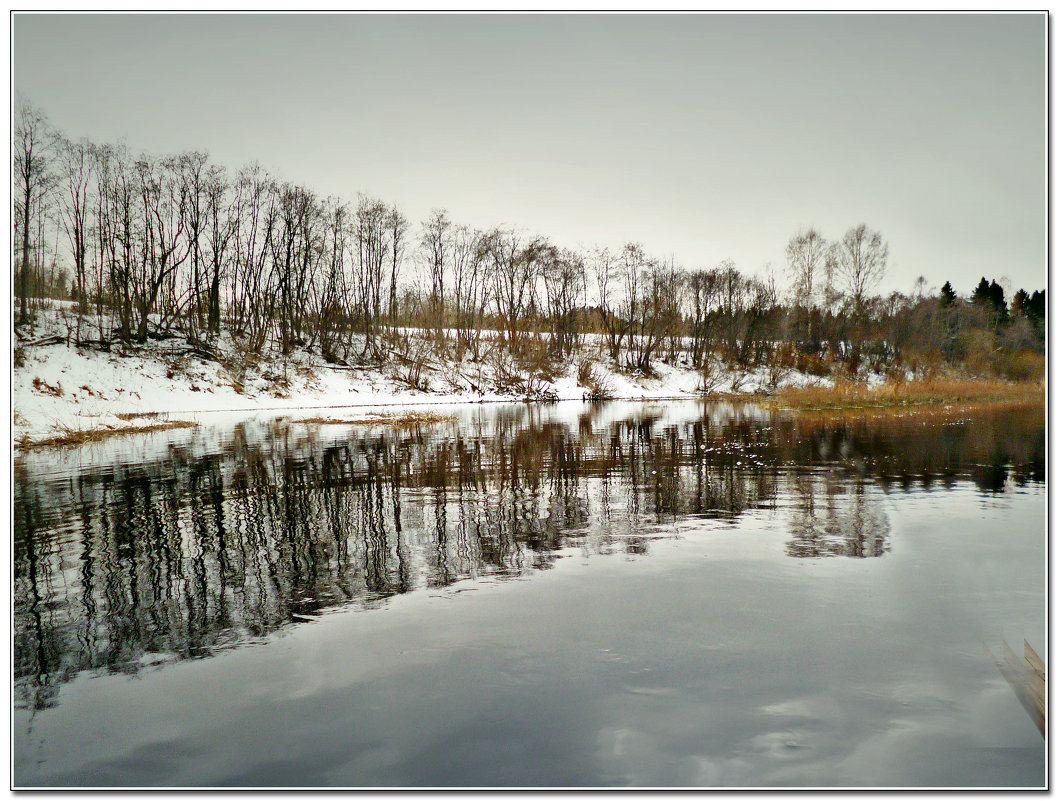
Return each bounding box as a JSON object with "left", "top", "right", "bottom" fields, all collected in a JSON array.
[{"left": 13, "top": 399, "right": 1046, "bottom": 787}]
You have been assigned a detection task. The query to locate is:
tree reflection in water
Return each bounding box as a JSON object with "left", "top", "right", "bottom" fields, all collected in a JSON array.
[{"left": 13, "top": 401, "right": 1044, "bottom": 711}]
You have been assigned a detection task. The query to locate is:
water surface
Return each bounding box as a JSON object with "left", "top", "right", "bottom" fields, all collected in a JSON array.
[{"left": 13, "top": 399, "right": 1046, "bottom": 787}]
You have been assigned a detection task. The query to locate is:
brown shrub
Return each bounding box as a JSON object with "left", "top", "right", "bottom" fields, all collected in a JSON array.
[
  {"left": 999, "top": 350, "right": 1045, "bottom": 383},
  {"left": 795, "top": 350, "right": 833, "bottom": 378}
]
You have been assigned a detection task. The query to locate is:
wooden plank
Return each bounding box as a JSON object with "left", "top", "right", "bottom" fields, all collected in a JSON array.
[
  {"left": 994, "top": 640, "right": 1046, "bottom": 738},
  {"left": 1025, "top": 640, "right": 1045, "bottom": 675}
]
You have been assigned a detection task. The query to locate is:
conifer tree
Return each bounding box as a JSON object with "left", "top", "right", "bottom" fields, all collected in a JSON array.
[{"left": 939, "top": 281, "right": 957, "bottom": 307}]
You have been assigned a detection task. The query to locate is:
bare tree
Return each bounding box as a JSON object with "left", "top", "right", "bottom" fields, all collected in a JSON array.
[
  {"left": 270, "top": 182, "right": 322, "bottom": 353},
  {"left": 686, "top": 268, "right": 721, "bottom": 368},
  {"left": 232, "top": 165, "right": 278, "bottom": 352},
  {"left": 14, "top": 98, "right": 51, "bottom": 324},
  {"left": 785, "top": 228, "right": 826, "bottom": 308},
  {"left": 95, "top": 142, "right": 139, "bottom": 342},
  {"left": 386, "top": 205, "right": 408, "bottom": 324},
  {"left": 204, "top": 164, "right": 234, "bottom": 336},
  {"left": 420, "top": 209, "right": 451, "bottom": 330},
  {"left": 483, "top": 227, "right": 544, "bottom": 344},
  {"left": 592, "top": 246, "right": 624, "bottom": 361},
  {"left": 354, "top": 194, "right": 390, "bottom": 358},
  {"left": 55, "top": 135, "right": 93, "bottom": 342},
  {"left": 132, "top": 155, "right": 189, "bottom": 340},
  {"left": 542, "top": 247, "right": 586, "bottom": 358},
  {"left": 739, "top": 274, "right": 777, "bottom": 368},
  {"left": 629, "top": 257, "right": 683, "bottom": 372},
  {"left": 89, "top": 143, "right": 115, "bottom": 334},
  {"left": 450, "top": 224, "right": 488, "bottom": 357},
  {"left": 714, "top": 259, "right": 746, "bottom": 361},
  {"left": 319, "top": 197, "right": 351, "bottom": 362},
  {"left": 177, "top": 151, "right": 211, "bottom": 336},
  {"left": 837, "top": 224, "right": 888, "bottom": 315}
]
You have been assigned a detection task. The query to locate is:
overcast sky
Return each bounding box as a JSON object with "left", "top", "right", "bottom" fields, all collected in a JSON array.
[{"left": 12, "top": 13, "right": 1047, "bottom": 296}]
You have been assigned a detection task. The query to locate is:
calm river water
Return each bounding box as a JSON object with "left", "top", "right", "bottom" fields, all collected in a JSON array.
[{"left": 13, "top": 399, "right": 1045, "bottom": 787}]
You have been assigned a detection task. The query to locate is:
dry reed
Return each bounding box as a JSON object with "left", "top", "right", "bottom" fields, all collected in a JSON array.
[
  {"left": 778, "top": 397, "right": 1043, "bottom": 431},
  {"left": 296, "top": 411, "right": 457, "bottom": 428},
  {"left": 17, "top": 420, "right": 198, "bottom": 451},
  {"left": 115, "top": 411, "right": 163, "bottom": 420},
  {"left": 767, "top": 378, "right": 1043, "bottom": 411}
]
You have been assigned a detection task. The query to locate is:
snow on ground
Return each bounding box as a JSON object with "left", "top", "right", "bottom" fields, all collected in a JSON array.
[{"left": 12, "top": 307, "right": 841, "bottom": 450}]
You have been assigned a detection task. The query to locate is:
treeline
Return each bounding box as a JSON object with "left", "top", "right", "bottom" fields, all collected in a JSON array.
[{"left": 13, "top": 99, "right": 1045, "bottom": 381}]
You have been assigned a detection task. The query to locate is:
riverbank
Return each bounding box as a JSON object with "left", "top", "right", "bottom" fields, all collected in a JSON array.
[
  {"left": 8, "top": 307, "right": 783, "bottom": 450},
  {"left": 12, "top": 309, "right": 1044, "bottom": 452},
  {"left": 10, "top": 326, "right": 697, "bottom": 450}
]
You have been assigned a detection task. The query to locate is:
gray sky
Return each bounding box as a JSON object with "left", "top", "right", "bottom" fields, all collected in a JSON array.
[{"left": 12, "top": 13, "right": 1047, "bottom": 296}]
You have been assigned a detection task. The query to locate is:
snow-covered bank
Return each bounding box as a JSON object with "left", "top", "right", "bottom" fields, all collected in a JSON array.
[{"left": 13, "top": 308, "right": 837, "bottom": 450}]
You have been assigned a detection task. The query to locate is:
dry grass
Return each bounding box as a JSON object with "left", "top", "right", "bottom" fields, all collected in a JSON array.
[
  {"left": 16, "top": 420, "right": 198, "bottom": 451},
  {"left": 296, "top": 411, "right": 457, "bottom": 429},
  {"left": 115, "top": 411, "right": 163, "bottom": 421},
  {"left": 779, "top": 397, "right": 1043, "bottom": 430},
  {"left": 31, "top": 376, "right": 64, "bottom": 396},
  {"left": 577, "top": 357, "right": 615, "bottom": 401},
  {"left": 766, "top": 378, "right": 1044, "bottom": 412}
]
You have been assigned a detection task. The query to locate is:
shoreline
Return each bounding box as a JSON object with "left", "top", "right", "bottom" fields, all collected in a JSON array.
[
  {"left": 14, "top": 378, "right": 1043, "bottom": 453},
  {"left": 12, "top": 305, "right": 1044, "bottom": 453}
]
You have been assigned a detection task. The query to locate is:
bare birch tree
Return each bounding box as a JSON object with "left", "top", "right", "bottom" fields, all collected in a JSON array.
[{"left": 837, "top": 224, "right": 888, "bottom": 315}]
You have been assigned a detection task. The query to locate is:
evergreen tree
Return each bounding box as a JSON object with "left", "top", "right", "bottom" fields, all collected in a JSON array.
[
  {"left": 988, "top": 280, "right": 1009, "bottom": 324},
  {"left": 1011, "top": 288, "right": 1030, "bottom": 317},
  {"left": 1025, "top": 290, "right": 1047, "bottom": 342},
  {"left": 939, "top": 280, "right": 957, "bottom": 307},
  {"left": 971, "top": 277, "right": 991, "bottom": 306},
  {"left": 1027, "top": 289, "right": 1046, "bottom": 322}
]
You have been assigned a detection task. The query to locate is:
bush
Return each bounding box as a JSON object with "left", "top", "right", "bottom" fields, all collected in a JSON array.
[
  {"left": 998, "top": 350, "right": 1044, "bottom": 383},
  {"left": 795, "top": 350, "right": 833, "bottom": 378},
  {"left": 899, "top": 348, "right": 944, "bottom": 379},
  {"left": 511, "top": 334, "right": 560, "bottom": 383},
  {"left": 387, "top": 335, "right": 433, "bottom": 391},
  {"left": 221, "top": 340, "right": 260, "bottom": 390},
  {"left": 576, "top": 357, "right": 614, "bottom": 400},
  {"left": 772, "top": 343, "right": 799, "bottom": 369},
  {"left": 958, "top": 328, "right": 997, "bottom": 377}
]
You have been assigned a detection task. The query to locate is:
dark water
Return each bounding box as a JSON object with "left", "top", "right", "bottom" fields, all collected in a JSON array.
[{"left": 13, "top": 400, "right": 1046, "bottom": 787}]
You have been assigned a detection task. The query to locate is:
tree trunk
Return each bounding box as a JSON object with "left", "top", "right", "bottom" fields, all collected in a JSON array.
[{"left": 20, "top": 177, "right": 31, "bottom": 324}]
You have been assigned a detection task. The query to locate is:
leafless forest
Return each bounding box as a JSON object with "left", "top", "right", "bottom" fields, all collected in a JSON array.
[{"left": 14, "top": 99, "right": 1045, "bottom": 388}]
